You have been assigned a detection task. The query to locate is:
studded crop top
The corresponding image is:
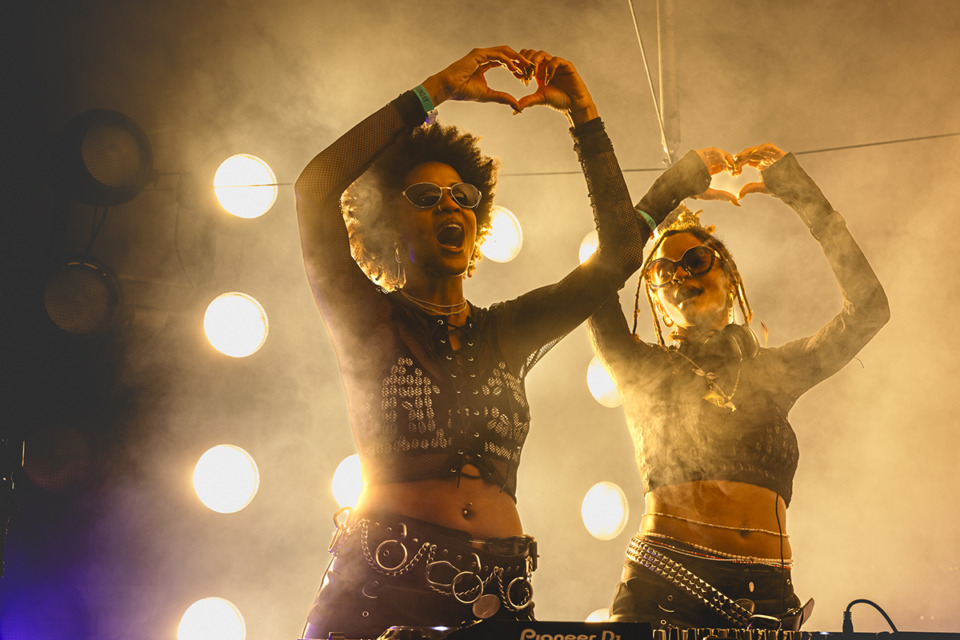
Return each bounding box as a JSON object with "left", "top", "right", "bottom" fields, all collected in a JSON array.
[
  {"left": 295, "top": 91, "right": 649, "bottom": 501},
  {"left": 588, "top": 151, "right": 890, "bottom": 506}
]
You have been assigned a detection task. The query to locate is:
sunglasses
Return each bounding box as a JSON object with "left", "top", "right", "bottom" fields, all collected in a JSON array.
[
  {"left": 401, "top": 182, "right": 482, "bottom": 209},
  {"left": 645, "top": 245, "right": 719, "bottom": 287}
]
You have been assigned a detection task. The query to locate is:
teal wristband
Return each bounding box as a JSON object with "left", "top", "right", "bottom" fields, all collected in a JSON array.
[
  {"left": 636, "top": 208, "right": 657, "bottom": 235},
  {"left": 412, "top": 85, "right": 436, "bottom": 114}
]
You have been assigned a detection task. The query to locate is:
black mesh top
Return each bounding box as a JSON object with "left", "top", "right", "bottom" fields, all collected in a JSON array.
[
  {"left": 295, "top": 91, "right": 651, "bottom": 500},
  {"left": 588, "top": 152, "right": 890, "bottom": 506}
]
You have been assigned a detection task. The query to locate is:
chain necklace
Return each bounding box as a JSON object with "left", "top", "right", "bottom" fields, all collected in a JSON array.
[
  {"left": 400, "top": 290, "right": 468, "bottom": 317},
  {"left": 672, "top": 348, "right": 741, "bottom": 412}
]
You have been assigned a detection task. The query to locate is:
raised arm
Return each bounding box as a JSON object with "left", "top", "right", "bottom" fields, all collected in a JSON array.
[
  {"left": 294, "top": 47, "right": 533, "bottom": 329},
  {"left": 491, "top": 52, "right": 654, "bottom": 372},
  {"left": 736, "top": 144, "right": 891, "bottom": 397},
  {"left": 587, "top": 149, "right": 714, "bottom": 380}
]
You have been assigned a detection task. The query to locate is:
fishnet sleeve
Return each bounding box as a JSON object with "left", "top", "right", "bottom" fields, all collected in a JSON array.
[
  {"left": 761, "top": 153, "right": 890, "bottom": 401},
  {"left": 496, "top": 118, "right": 649, "bottom": 375},
  {"left": 294, "top": 92, "right": 425, "bottom": 337},
  {"left": 587, "top": 151, "right": 712, "bottom": 385}
]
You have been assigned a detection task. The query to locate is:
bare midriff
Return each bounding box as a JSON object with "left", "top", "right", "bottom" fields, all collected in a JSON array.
[
  {"left": 356, "top": 464, "right": 524, "bottom": 540},
  {"left": 643, "top": 480, "right": 792, "bottom": 561}
]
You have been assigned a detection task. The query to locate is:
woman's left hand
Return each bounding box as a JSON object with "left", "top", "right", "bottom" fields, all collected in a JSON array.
[
  {"left": 734, "top": 143, "right": 787, "bottom": 199},
  {"left": 515, "top": 50, "right": 598, "bottom": 125}
]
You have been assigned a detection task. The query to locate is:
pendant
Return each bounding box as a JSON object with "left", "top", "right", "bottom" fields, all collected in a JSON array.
[{"left": 703, "top": 388, "right": 736, "bottom": 412}]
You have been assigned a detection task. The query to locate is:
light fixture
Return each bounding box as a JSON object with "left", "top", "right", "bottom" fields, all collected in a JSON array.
[
  {"left": 203, "top": 292, "right": 269, "bottom": 358},
  {"left": 581, "top": 481, "right": 629, "bottom": 541},
  {"left": 479, "top": 206, "right": 523, "bottom": 263},
  {"left": 213, "top": 154, "right": 278, "bottom": 219},
  {"left": 192, "top": 445, "right": 260, "bottom": 514},
  {"left": 587, "top": 357, "right": 621, "bottom": 408},
  {"left": 53, "top": 109, "right": 155, "bottom": 206},
  {"left": 43, "top": 259, "right": 123, "bottom": 334},
  {"left": 331, "top": 453, "right": 363, "bottom": 509},
  {"left": 177, "top": 597, "right": 246, "bottom": 640},
  {"left": 578, "top": 230, "right": 598, "bottom": 264}
]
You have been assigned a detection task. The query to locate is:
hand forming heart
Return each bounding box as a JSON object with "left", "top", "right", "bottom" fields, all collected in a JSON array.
[{"left": 695, "top": 143, "right": 787, "bottom": 204}]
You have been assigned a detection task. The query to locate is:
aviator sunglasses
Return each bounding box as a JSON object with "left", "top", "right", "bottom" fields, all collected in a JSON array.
[
  {"left": 402, "top": 182, "right": 482, "bottom": 209},
  {"left": 645, "top": 245, "right": 719, "bottom": 287}
]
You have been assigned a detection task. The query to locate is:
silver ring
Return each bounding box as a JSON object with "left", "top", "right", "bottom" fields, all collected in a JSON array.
[
  {"left": 505, "top": 576, "right": 532, "bottom": 610},
  {"left": 374, "top": 539, "right": 409, "bottom": 571},
  {"left": 451, "top": 571, "right": 484, "bottom": 604}
]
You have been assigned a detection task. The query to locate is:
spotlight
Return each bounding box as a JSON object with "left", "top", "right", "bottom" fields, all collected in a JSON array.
[
  {"left": 581, "top": 481, "right": 629, "bottom": 541},
  {"left": 53, "top": 109, "right": 155, "bottom": 206},
  {"left": 578, "top": 230, "right": 598, "bottom": 264},
  {"left": 332, "top": 454, "right": 363, "bottom": 508},
  {"left": 213, "top": 154, "right": 278, "bottom": 219},
  {"left": 43, "top": 259, "right": 122, "bottom": 334},
  {"left": 192, "top": 445, "right": 260, "bottom": 514},
  {"left": 479, "top": 206, "right": 523, "bottom": 263},
  {"left": 177, "top": 597, "right": 246, "bottom": 640},
  {"left": 203, "top": 292, "right": 269, "bottom": 358},
  {"left": 587, "top": 357, "right": 621, "bottom": 408}
]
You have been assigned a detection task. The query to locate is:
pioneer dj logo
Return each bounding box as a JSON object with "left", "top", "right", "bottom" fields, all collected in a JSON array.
[{"left": 519, "top": 628, "right": 621, "bottom": 640}]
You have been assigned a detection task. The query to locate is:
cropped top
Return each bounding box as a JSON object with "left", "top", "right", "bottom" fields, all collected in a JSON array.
[
  {"left": 588, "top": 151, "right": 889, "bottom": 506},
  {"left": 295, "top": 91, "right": 648, "bottom": 500}
]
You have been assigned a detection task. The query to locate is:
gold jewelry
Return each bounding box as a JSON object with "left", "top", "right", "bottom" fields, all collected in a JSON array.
[
  {"left": 672, "top": 348, "right": 740, "bottom": 411},
  {"left": 642, "top": 512, "right": 787, "bottom": 537},
  {"left": 400, "top": 290, "right": 468, "bottom": 317}
]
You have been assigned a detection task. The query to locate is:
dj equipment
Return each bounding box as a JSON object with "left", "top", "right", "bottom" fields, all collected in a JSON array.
[{"left": 305, "top": 620, "right": 960, "bottom": 640}]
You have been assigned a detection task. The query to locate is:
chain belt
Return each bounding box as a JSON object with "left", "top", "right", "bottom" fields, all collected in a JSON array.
[
  {"left": 329, "top": 509, "right": 535, "bottom": 612},
  {"left": 627, "top": 536, "right": 754, "bottom": 627}
]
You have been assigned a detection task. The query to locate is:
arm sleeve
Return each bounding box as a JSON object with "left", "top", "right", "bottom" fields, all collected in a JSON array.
[
  {"left": 496, "top": 117, "right": 651, "bottom": 375},
  {"left": 294, "top": 91, "right": 426, "bottom": 337},
  {"left": 587, "top": 150, "right": 712, "bottom": 381},
  {"left": 762, "top": 153, "right": 891, "bottom": 400}
]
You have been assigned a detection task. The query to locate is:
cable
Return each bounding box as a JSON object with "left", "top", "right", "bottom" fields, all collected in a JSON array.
[
  {"left": 842, "top": 598, "right": 900, "bottom": 634},
  {"left": 500, "top": 130, "right": 960, "bottom": 178},
  {"left": 626, "top": 0, "right": 672, "bottom": 164}
]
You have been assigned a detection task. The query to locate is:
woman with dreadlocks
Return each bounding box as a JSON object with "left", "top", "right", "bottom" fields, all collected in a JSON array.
[
  {"left": 588, "top": 143, "right": 889, "bottom": 630},
  {"left": 295, "top": 47, "right": 649, "bottom": 639}
]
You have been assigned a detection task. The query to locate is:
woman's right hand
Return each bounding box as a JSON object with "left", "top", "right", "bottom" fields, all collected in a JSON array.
[{"left": 420, "top": 47, "right": 533, "bottom": 112}]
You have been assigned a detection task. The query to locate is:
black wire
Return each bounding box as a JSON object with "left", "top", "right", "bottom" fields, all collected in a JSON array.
[
  {"left": 844, "top": 598, "right": 900, "bottom": 633},
  {"left": 500, "top": 130, "right": 960, "bottom": 178},
  {"left": 84, "top": 205, "right": 109, "bottom": 255}
]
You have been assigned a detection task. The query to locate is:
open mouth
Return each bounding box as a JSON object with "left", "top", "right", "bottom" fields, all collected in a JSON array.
[
  {"left": 675, "top": 284, "right": 702, "bottom": 304},
  {"left": 436, "top": 222, "right": 465, "bottom": 249}
]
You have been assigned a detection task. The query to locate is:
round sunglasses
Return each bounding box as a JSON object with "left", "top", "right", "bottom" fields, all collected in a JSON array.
[
  {"left": 645, "top": 245, "right": 719, "bottom": 287},
  {"left": 401, "top": 182, "right": 482, "bottom": 209}
]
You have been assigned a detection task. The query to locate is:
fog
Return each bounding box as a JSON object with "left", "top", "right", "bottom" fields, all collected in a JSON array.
[{"left": 6, "top": 1, "right": 960, "bottom": 638}]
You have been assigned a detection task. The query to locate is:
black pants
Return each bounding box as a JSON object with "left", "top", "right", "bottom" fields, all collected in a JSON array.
[
  {"left": 302, "top": 513, "right": 536, "bottom": 640},
  {"left": 610, "top": 540, "right": 800, "bottom": 630}
]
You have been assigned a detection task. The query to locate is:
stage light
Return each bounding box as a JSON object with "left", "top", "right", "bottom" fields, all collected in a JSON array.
[
  {"left": 53, "top": 109, "right": 155, "bottom": 206},
  {"left": 43, "top": 260, "right": 122, "bottom": 334},
  {"left": 587, "top": 357, "right": 621, "bottom": 408},
  {"left": 332, "top": 453, "right": 362, "bottom": 508},
  {"left": 479, "top": 206, "right": 523, "bottom": 263},
  {"left": 581, "top": 481, "right": 629, "bottom": 541},
  {"left": 203, "top": 292, "right": 269, "bottom": 358},
  {"left": 585, "top": 608, "right": 610, "bottom": 622},
  {"left": 578, "top": 230, "right": 598, "bottom": 264},
  {"left": 177, "top": 597, "right": 245, "bottom": 640},
  {"left": 213, "top": 154, "right": 278, "bottom": 219},
  {"left": 193, "top": 445, "right": 260, "bottom": 514}
]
